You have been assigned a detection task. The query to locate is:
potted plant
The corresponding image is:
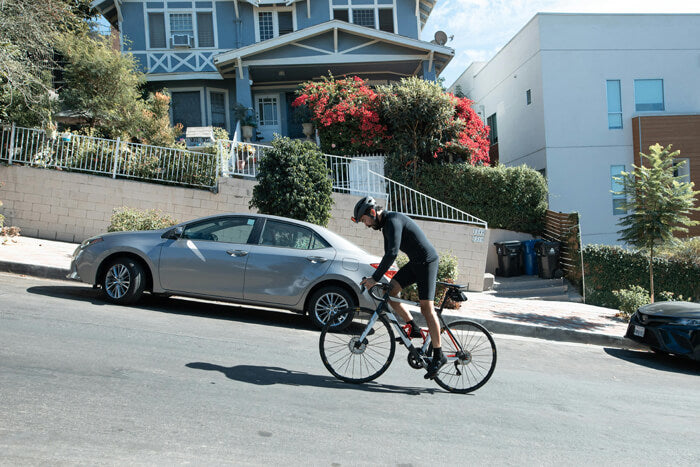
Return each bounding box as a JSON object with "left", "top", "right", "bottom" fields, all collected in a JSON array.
[
  {"left": 241, "top": 115, "right": 257, "bottom": 142},
  {"left": 293, "top": 104, "right": 314, "bottom": 141}
]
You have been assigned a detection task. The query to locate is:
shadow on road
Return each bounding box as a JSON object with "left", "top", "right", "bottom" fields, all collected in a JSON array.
[
  {"left": 186, "top": 362, "right": 441, "bottom": 396},
  {"left": 604, "top": 348, "right": 700, "bottom": 375},
  {"left": 25, "top": 284, "right": 311, "bottom": 331}
]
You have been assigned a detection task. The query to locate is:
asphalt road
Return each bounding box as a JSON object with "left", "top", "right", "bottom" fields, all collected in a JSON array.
[{"left": 1, "top": 273, "right": 699, "bottom": 466}]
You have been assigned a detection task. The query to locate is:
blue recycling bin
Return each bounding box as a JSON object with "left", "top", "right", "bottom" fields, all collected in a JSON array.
[{"left": 522, "top": 239, "right": 541, "bottom": 275}]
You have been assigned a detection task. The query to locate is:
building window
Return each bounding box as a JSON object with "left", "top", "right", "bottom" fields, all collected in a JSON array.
[
  {"left": 332, "top": 2, "right": 395, "bottom": 33},
  {"left": 148, "top": 13, "right": 167, "bottom": 49},
  {"left": 526, "top": 89, "right": 531, "bottom": 105},
  {"left": 209, "top": 91, "right": 227, "bottom": 129},
  {"left": 255, "top": 9, "right": 296, "bottom": 42},
  {"left": 171, "top": 90, "right": 203, "bottom": 129},
  {"left": 258, "top": 97, "right": 279, "bottom": 126},
  {"left": 673, "top": 158, "right": 691, "bottom": 184},
  {"left": 634, "top": 79, "right": 664, "bottom": 112},
  {"left": 487, "top": 113, "right": 498, "bottom": 144},
  {"left": 146, "top": 6, "right": 217, "bottom": 49},
  {"left": 611, "top": 165, "right": 627, "bottom": 215},
  {"left": 606, "top": 80, "right": 622, "bottom": 129}
]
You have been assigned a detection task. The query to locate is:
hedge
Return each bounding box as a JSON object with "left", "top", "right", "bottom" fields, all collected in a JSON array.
[
  {"left": 386, "top": 161, "right": 548, "bottom": 234},
  {"left": 582, "top": 244, "right": 700, "bottom": 308}
]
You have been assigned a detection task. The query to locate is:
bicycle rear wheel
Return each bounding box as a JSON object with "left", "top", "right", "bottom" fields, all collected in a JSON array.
[
  {"left": 433, "top": 320, "right": 497, "bottom": 393},
  {"left": 319, "top": 308, "right": 396, "bottom": 384}
]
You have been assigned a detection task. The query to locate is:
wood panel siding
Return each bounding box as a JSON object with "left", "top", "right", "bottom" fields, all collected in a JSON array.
[{"left": 632, "top": 115, "right": 700, "bottom": 237}]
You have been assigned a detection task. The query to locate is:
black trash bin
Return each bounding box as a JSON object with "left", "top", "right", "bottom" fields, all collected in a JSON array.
[
  {"left": 494, "top": 241, "right": 523, "bottom": 277},
  {"left": 535, "top": 241, "right": 563, "bottom": 279}
]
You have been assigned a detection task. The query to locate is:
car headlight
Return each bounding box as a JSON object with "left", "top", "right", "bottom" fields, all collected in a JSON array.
[
  {"left": 80, "top": 236, "right": 103, "bottom": 248},
  {"left": 671, "top": 318, "right": 700, "bottom": 326}
]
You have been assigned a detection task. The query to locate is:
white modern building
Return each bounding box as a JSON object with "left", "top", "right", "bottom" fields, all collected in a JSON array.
[{"left": 450, "top": 13, "right": 700, "bottom": 244}]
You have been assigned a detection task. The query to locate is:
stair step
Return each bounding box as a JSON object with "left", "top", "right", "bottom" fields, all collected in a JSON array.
[
  {"left": 494, "top": 285, "right": 568, "bottom": 297},
  {"left": 493, "top": 277, "right": 564, "bottom": 291},
  {"left": 519, "top": 293, "right": 572, "bottom": 302}
]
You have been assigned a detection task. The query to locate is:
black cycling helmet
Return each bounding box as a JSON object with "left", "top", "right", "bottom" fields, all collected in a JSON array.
[{"left": 351, "top": 196, "right": 376, "bottom": 223}]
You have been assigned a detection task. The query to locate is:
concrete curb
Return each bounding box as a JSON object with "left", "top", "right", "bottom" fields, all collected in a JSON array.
[
  {"left": 1, "top": 260, "right": 644, "bottom": 350},
  {"left": 407, "top": 309, "right": 645, "bottom": 351},
  {"left": 0, "top": 261, "right": 71, "bottom": 281}
]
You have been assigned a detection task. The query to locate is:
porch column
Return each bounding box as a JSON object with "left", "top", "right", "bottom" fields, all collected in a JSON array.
[
  {"left": 235, "top": 65, "right": 253, "bottom": 116},
  {"left": 421, "top": 60, "right": 437, "bottom": 82}
]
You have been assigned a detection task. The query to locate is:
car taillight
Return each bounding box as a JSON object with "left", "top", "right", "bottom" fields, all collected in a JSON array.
[{"left": 370, "top": 263, "right": 398, "bottom": 279}]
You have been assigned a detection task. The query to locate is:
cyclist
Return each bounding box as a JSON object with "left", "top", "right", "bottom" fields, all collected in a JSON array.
[{"left": 352, "top": 196, "right": 447, "bottom": 379}]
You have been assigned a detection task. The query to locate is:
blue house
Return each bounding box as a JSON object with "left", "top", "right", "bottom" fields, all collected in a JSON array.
[{"left": 92, "top": 1, "right": 453, "bottom": 141}]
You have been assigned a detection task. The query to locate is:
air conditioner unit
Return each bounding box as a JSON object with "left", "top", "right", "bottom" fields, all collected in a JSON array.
[{"left": 171, "top": 34, "right": 193, "bottom": 48}]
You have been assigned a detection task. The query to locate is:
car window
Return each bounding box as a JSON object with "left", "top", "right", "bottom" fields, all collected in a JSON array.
[
  {"left": 310, "top": 233, "right": 331, "bottom": 250},
  {"left": 259, "top": 220, "right": 318, "bottom": 249},
  {"left": 182, "top": 217, "right": 255, "bottom": 243}
]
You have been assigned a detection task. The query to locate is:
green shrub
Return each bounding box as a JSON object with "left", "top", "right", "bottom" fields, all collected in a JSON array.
[
  {"left": 612, "top": 285, "right": 650, "bottom": 320},
  {"left": 250, "top": 136, "right": 333, "bottom": 226},
  {"left": 657, "top": 237, "right": 700, "bottom": 266},
  {"left": 396, "top": 252, "right": 460, "bottom": 309},
  {"left": 583, "top": 244, "right": 700, "bottom": 309},
  {"left": 108, "top": 207, "right": 177, "bottom": 232},
  {"left": 386, "top": 162, "right": 547, "bottom": 234}
]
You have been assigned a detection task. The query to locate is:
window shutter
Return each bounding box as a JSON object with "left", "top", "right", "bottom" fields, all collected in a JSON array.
[
  {"left": 197, "top": 12, "right": 214, "bottom": 47},
  {"left": 148, "top": 13, "right": 166, "bottom": 48}
]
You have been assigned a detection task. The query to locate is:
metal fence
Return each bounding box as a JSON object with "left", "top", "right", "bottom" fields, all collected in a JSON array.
[
  {"left": 0, "top": 124, "right": 218, "bottom": 188},
  {"left": 0, "top": 123, "right": 487, "bottom": 226}
]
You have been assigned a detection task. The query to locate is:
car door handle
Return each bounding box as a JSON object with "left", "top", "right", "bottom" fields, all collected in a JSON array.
[
  {"left": 226, "top": 249, "right": 248, "bottom": 257},
  {"left": 306, "top": 256, "right": 328, "bottom": 263}
]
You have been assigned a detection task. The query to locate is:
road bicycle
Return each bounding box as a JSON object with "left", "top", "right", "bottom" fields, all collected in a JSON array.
[{"left": 319, "top": 281, "right": 497, "bottom": 393}]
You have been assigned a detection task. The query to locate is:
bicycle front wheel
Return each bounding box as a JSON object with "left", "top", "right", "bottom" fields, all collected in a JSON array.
[
  {"left": 319, "top": 308, "right": 396, "bottom": 384},
  {"left": 433, "top": 320, "right": 497, "bottom": 393}
]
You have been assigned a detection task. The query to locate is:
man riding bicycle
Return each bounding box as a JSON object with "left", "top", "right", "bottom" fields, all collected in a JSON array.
[{"left": 352, "top": 196, "right": 447, "bottom": 379}]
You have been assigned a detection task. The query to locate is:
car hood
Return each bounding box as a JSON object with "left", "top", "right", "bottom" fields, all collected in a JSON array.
[{"left": 639, "top": 301, "right": 700, "bottom": 318}]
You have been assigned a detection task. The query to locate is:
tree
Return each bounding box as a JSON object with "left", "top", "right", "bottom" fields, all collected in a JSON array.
[
  {"left": 0, "top": 0, "right": 81, "bottom": 125},
  {"left": 250, "top": 137, "right": 333, "bottom": 226},
  {"left": 615, "top": 143, "right": 700, "bottom": 302},
  {"left": 56, "top": 33, "right": 145, "bottom": 138}
]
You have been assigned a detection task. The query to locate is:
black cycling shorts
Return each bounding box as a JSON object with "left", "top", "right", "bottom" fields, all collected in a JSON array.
[{"left": 393, "top": 259, "right": 439, "bottom": 301}]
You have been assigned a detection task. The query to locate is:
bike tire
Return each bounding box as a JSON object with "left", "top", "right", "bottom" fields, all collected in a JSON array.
[
  {"left": 319, "top": 307, "right": 396, "bottom": 384},
  {"left": 433, "top": 320, "right": 497, "bottom": 393}
]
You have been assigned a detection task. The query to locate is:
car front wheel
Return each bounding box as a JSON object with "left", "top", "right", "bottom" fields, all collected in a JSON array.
[
  {"left": 308, "top": 286, "right": 355, "bottom": 330},
  {"left": 102, "top": 257, "right": 146, "bottom": 305}
]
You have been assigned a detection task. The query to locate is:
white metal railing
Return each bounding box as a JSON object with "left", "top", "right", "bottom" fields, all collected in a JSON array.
[
  {"left": 0, "top": 123, "right": 487, "bottom": 226},
  {"left": 0, "top": 124, "right": 218, "bottom": 188}
]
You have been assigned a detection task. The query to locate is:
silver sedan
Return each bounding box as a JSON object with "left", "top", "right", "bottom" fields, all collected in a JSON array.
[{"left": 68, "top": 213, "right": 394, "bottom": 329}]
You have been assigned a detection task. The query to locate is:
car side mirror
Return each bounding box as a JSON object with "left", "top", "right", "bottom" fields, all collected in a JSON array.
[{"left": 162, "top": 226, "right": 183, "bottom": 240}]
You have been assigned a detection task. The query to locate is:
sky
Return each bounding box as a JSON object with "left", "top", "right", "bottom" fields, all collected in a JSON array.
[{"left": 422, "top": 0, "right": 700, "bottom": 88}]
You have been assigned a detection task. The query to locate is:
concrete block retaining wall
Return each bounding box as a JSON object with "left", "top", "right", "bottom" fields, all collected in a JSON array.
[{"left": 0, "top": 165, "right": 489, "bottom": 291}]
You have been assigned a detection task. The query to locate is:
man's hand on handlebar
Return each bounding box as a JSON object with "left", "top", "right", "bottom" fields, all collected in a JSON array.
[{"left": 360, "top": 277, "right": 378, "bottom": 290}]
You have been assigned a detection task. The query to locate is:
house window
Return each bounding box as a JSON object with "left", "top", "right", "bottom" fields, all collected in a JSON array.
[
  {"left": 255, "top": 9, "right": 296, "bottom": 42},
  {"left": 171, "top": 91, "right": 203, "bottom": 129},
  {"left": 606, "top": 80, "right": 622, "bottom": 129},
  {"left": 611, "top": 165, "right": 627, "bottom": 215},
  {"left": 148, "top": 13, "right": 167, "bottom": 48},
  {"left": 258, "top": 97, "right": 279, "bottom": 126},
  {"left": 332, "top": 2, "right": 395, "bottom": 33},
  {"left": 673, "top": 158, "right": 691, "bottom": 184},
  {"left": 634, "top": 79, "right": 664, "bottom": 112},
  {"left": 146, "top": 6, "right": 217, "bottom": 49},
  {"left": 526, "top": 89, "right": 531, "bottom": 105},
  {"left": 487, "top": 113, "right": 498, "bottom": 144},
  {"left": 209, "top": 91, "right": 227, "bottom": 129}
]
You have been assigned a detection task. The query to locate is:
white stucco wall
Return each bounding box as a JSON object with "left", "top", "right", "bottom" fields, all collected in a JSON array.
[{"left": 450, "top": 13, "right": 700, "bottom": 245}]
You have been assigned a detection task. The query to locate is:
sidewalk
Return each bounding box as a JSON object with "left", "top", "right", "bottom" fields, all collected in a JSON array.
[{"left": 0, "top": 235, "right": 641, "bottom": 350}]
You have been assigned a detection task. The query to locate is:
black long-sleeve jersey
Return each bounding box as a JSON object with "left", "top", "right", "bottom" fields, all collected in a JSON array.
[{"left": 371, "top": 211, "right": 439, "bottom": 282}]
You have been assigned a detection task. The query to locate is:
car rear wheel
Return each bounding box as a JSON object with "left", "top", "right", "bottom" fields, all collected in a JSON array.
[
  {"left": 308, "top": 286, "right": 355, "bottom": 330},
  {"left": 102, "top": 257, "right": 146, "bottom": 305}
]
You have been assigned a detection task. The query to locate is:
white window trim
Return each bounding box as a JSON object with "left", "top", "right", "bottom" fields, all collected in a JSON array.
[
  {"left": 255, "top": 93, "right": 282, "bottom": 127},
  {"left": 673, "top": 158, "right": 691, "bottom": 184},
  {"left": 169, "top": 87, "right": 206, "bottom": 128},
  {"left": 207, "top": 87, "right": 231, "bottom": 132},
  {"left": 329, "top": 0, "right": 398, "bottom": 34},
  {"left": 253, "top": 6, "right": 297, "bottom": 43},
  {"left": 144, "top": 4, "right": 217, "bottom": 51}
]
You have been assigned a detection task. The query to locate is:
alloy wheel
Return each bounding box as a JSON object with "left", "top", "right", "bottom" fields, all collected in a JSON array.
[{"left": 105, "top": 264, "right": 131, "bottom": 299}]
